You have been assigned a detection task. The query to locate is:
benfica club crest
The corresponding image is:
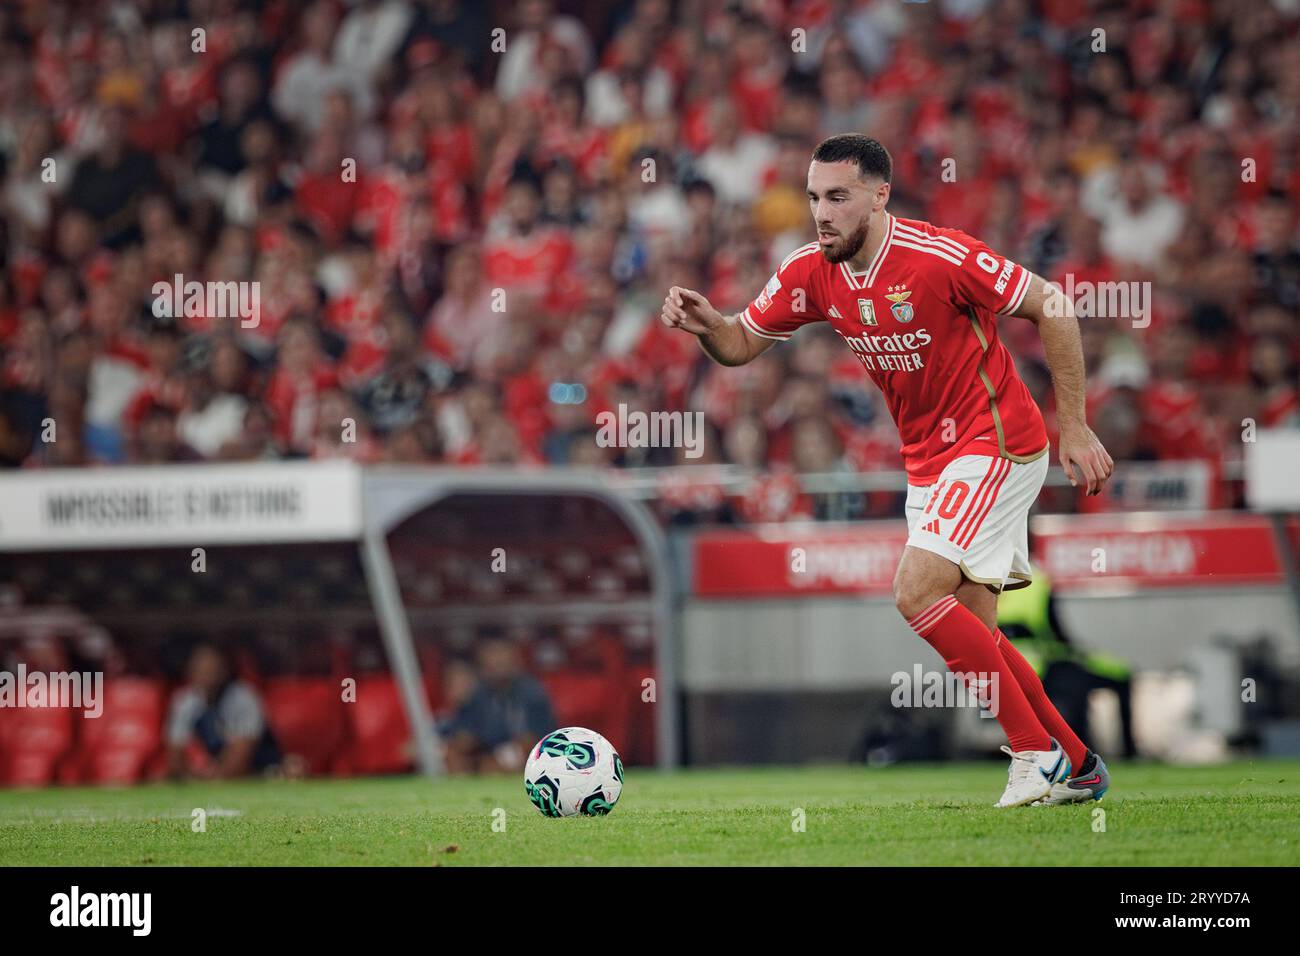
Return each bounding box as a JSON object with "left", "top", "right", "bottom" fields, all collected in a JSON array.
[{"left": 886, "top": 285, "right": 914, "bottom": 323}]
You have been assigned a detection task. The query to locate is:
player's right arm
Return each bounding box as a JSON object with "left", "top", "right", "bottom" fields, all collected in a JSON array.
[
  {"left": 660, "top": 287, "right": 775, "bottom": 366},
  {"left": 662, "top": 249, "right": 824, "bottom": 366}
]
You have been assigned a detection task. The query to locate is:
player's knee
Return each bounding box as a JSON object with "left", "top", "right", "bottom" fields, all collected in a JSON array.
[{"left": 893, "top": 569, "right": 942, "bottom": 621}]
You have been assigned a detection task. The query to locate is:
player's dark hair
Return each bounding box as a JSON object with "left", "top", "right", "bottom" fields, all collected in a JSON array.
[{"left": 812, "top": 134, "right": 892, "bottom": 184}]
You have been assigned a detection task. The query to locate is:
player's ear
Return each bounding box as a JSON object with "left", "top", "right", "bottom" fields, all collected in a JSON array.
[{"left": 873, "top": 181, "right": 891, "bottom": 212}]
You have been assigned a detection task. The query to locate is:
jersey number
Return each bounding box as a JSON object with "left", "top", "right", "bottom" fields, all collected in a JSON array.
[{"left": 926, "top": 481, "right": 970, "bottom": 519}]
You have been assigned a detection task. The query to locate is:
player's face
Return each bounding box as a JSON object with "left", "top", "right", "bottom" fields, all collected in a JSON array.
[{"left": 807, "top": 160, "right": 885, "bottom": 263}]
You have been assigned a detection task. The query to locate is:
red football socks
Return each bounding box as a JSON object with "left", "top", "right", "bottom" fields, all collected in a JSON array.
[
  {"left": 995, "top": 628, "right": 1089, "bottom": 773},
  {"left": 906, "top": 596, "right": 1052, "bottom": 754}
]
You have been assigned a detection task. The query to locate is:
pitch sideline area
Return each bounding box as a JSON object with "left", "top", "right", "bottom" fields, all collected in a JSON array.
[{"left": 2, "top": 760, "right": 1298, "bottom": 867}]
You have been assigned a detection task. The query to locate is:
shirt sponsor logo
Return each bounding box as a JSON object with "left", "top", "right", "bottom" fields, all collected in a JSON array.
[
  {"left": 840, "top": 327, "right": 932, "bottom": 373},
  {"left": 755, "top": 273, "right": 781, "bottom": 313},
  {"left": 995, "top": 259, "right": 1015, "bottom": 295}
]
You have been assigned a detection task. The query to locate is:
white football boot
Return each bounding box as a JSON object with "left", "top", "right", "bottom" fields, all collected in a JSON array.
[{"left": 994, "top": 737, "right": 1071, "bottom": 808}]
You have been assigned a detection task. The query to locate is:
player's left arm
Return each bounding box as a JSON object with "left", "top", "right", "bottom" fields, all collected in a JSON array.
[{"left": 1012, "top": 275, "right": 1115, "bottom": 496}]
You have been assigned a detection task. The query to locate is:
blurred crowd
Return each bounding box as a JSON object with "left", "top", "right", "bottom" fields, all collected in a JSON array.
[{"left": 0, "top": 0, "right": 1297, "bottom": 521}]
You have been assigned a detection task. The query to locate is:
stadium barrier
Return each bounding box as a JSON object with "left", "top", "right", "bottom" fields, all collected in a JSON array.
[
  {"left": 0, "top": 463, "right": 677, "bottom": 782},
  {"left": 678, "top": 510, "right": 1300, "bottom": 763},
  {"left": 2, "top": 450, "right": 1298, "bottom": 779}
]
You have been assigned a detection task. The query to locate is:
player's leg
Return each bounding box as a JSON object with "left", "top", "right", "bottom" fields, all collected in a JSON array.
[
  {"left": 998, "top": 636, "right": 1090, "bottom": 776},
  {"left": 951, "top": 551, "right": 1105, "bottom": 798},
  {"left": 894, "top": 544, "right": 1052, "bottom": 749},
  {"left": 953, "top": 575, "right": 998, "bottom": 633},
  {"left": 955, "top": 571, "right": 1100, "bottom": 776},
  {"left": 1031, "top": 662, "right": 1113, "bottom": 803},
  {"left": 960, "top": 451, "right": 1110, "bottom": 803},
  {"left": 985, "top": 454, "right": 1104, "bottom": 797},
  {"left": 897, "top": 454, "right": 1068, "bottom": 806}
]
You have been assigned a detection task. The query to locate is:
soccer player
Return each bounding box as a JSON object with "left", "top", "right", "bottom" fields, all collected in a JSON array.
[{"left": 661, "top": 134, "right": 1115, "bottom": 807}]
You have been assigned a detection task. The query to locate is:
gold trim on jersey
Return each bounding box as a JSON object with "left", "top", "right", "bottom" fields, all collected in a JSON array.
[
  {"left": 959, "top": 562, "right": 1035, "bottom": 593},
  {"left": 966, "top": 311, "right": 1050, "bottom": 465}
]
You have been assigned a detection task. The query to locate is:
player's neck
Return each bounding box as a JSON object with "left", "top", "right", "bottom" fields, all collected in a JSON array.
[{"left": 847, "top": 212, "right": 891, "bottom": 273}]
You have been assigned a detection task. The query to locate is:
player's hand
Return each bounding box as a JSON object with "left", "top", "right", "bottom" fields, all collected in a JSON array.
[
  {"left": 660, "top": 286, "right": 724, "bottom": 336},
  {"left": 1058, "top": 422, "right": 1115, "bottom": 496}
]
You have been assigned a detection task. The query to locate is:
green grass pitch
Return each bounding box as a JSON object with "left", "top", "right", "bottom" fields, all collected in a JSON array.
[{"left": 2, "top": 759, "right": 1299, "bottom": 866}]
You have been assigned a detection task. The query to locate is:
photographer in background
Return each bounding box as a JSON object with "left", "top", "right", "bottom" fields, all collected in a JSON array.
[
  {"left": 440, "top": 637, "right": 556, "bottom": 774},
  {"left": 165, "top": 643, "right": 286, "bottom": 779}
]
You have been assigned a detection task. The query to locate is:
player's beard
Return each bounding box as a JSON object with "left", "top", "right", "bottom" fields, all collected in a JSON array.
[{"left": 819, "top": 217, "right": 871, "bottom": 264}]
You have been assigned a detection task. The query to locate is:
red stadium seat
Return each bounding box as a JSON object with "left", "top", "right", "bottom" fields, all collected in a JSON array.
[
  {"left": 263, "top": 677, "right": 347, "bottom": 775},
  {"left": 539, "top": 669, "right": 627, "bottom": 753},
  {"left": 64, "top": 678, "right": 167, "bottom": 786},
  {"left": 621, "top": 666, "right": 657, "bottom": 767},
  {"left": 0, "top": 705, "right": 77, "bottom": 787},
  {"left": 343, "top": 674, "right": 414, "bottom": 775}
]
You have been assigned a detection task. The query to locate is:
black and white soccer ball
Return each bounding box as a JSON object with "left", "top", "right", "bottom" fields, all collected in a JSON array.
[{"left": 523, "top": 727, "right": 624, "bottom": 817}]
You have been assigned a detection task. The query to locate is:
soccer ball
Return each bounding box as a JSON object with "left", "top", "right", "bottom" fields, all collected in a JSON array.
[{"left": 523, "top": 726, "right": 623, "bottom": 817}]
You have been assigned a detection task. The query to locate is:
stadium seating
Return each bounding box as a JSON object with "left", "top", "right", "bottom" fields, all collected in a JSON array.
[
  {"left": 263, "top": 677, "right": 349, "bottom": 776},
  {"left": 537, "top": 637, "right": 631, "bottom": 751},
  {"left": 0, "top": 705, "right": 77, "bottom": 787},
  {"left": 342, "top": 674, "right": 414, "bottom": 775},
  {"left": 59, "top": 677, "right": 166, "bottom": 785}
]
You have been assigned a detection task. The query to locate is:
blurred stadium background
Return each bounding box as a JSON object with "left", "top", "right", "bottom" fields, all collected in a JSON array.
[{"left": 1, "top": 0, "right": 1299, "bottom": 788}]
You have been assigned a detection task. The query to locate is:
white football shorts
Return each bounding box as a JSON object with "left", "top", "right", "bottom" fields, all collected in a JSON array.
[{"left": 903, "top": 452, "right": 1049, "bottom": 591}]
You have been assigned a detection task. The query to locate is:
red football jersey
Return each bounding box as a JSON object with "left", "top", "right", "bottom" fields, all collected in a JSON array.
[{"left": 741, "top": 213, "right": 1048, "bottom": 485}]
